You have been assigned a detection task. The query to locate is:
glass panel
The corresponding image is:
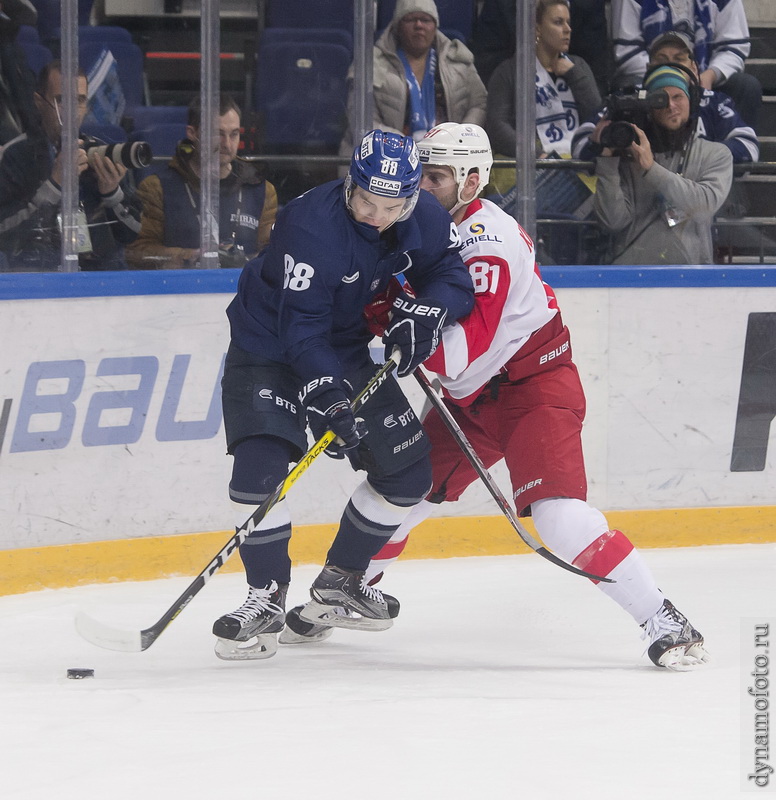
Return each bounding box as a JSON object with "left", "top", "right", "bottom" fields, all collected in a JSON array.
[{"left": 0, "top": 0, "right": 235, "bottom": 272}]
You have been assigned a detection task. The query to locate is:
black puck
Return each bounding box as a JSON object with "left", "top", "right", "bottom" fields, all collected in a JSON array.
[{"left": 66, "top": 668, "right": 95, "bottom": 679}]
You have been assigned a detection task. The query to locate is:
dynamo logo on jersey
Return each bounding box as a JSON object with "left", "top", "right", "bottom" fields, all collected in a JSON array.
[
  {"left": 369, "top": 176, "right": 402, "bottom": 196},
  {"left": 469, "top": 223, "right": 485, "bottom": 235}
]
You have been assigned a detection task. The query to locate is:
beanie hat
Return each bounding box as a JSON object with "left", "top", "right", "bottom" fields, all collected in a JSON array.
[
  {"left": 644, "top": 65, "right": 691, "bottom": 98},
  {"left": 392, "top": 0, "right": 440, "bottom": 29}
]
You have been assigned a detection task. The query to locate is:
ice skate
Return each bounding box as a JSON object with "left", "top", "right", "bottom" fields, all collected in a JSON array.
[
  {"left": 212, "top": 581, "right": 287, "bottom": 661},
  {"left": 641, "top": 598, "right": 709, "bottom": 671},
  {"left": 300, "top": 565, "right": 399, "bottom": 631},
  {"left": 279, "top": 604, "right": 339, "bottom": 644}
]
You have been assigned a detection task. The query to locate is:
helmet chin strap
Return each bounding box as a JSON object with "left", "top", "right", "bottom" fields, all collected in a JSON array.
[{"left": 448, "top": 177, "right": 480, "bottom": 217}]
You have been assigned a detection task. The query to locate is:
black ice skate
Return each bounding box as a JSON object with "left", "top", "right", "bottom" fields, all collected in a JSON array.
[
  {"left": 212, "top": 581, "right": 288, "bottom": 661},
  {"left": 278, "top": 604, "right": 338, "bottom": 644},
  {"left": 299, "top": 565, "right": 399, "bottom": 631},
  {"left": 641, "top": 598, "right": 709, "bottom": 671}
]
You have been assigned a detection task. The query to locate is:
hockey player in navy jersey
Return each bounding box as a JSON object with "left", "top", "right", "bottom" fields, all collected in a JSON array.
[
  {"left": 213, "top": 129, "right": 474, "bottom": 660},
  {"left": 285, "top": 123, "right": 710, "bottom": 671}
]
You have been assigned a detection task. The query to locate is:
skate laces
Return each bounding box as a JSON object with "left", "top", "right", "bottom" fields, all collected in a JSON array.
[
  {"left": 229, "top": 581, "right": 283, "bottom": 623},
  {"left": 641, "top": 600, "right": 686, "bottom": 644},
  {"left": 359, "top": 576, "right": 385, "bottom": 604}
]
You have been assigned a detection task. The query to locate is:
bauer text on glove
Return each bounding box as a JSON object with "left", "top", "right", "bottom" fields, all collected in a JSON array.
[{"left": 382, "top": 291, "right": 447, "bottom": 377}]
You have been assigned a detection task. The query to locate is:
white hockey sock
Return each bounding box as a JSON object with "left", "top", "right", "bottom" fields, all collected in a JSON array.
[
  {"left": 231, "top": 498, "right": 290, "bottom": 534},
  {"left": 364, "top": 499, "right": 435, "bottom": 583},
  {"left": 531, "top": 497, "right": 664, "bottom": 625}
]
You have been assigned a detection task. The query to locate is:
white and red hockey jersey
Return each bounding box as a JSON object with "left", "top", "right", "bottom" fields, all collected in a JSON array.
[{"left": 423, "top": 198, "right": 559, "bottom": 405}]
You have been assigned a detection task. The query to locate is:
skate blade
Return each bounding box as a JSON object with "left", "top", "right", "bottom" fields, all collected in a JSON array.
[
  {"left": 279, "top": 626, "right": 334, "bottom": 645},
  {"left": 659, "top": 641, "right": 710, "bottom": 671},
  {"left": 299, "top": 600, "right": 392, "bottom": 631},
  {"left": 214, "top": 633, "right": 279, "bottom": 661}
]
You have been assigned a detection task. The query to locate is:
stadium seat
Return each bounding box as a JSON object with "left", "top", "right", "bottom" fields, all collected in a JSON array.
[
  {"left": 131, "top": 122, "right": 187, "bottom": 159},
  {"left": 18, "top": 41, "right": 53, "bottom": 77},
  {"left": 31, "top": 0, "right": 94, "bottom": 43},
  {"left": 260, "top": 27, "right": 353, "bottom": 57},
  {"left": 80, "top": 122, "right": 128, "bottom": 143},
  {"left": 255, "top": 41, "right": 350, "bottom": 149},
  {"left": 125, "top": 105, "right": 188, "bottom": 133},
  {"left": 266, "top": 0, "right": 354, "bottom": 31},
  {"left": 16, "top": 25, "right": 40, "bottom": 44}
]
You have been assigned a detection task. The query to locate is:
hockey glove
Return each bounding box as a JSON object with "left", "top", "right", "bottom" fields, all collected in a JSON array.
[
  {"left": 300, "top": 378, "right": 367, "bottom": 459},
  {"left": 383, "top": 291, "right": 447, "bottom": 378}
]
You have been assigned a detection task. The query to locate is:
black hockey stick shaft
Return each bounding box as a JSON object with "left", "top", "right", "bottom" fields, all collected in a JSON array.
[
  {"left": 77, "top": 353, "right": 400, "bottom": 652},
  {"left": 413, "top": 369, "right": 614, "bottom": 583}
]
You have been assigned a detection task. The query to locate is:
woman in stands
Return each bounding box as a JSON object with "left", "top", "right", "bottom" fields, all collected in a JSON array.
[{"left": 486, "top": 0, "right": 602, "bottom": 160}]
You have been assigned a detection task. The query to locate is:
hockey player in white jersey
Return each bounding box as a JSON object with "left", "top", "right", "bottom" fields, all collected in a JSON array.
[{"left": 284, "top": 122, "right": 709, "bottom": 671}]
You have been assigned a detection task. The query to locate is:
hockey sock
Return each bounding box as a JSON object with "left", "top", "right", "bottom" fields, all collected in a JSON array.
[
  {"left": 364, "top": 499, "right": 435, "bottom": 583},
  {"left": 230, "top": 436, "right": 294, "bottom": 588},
  {"left": 232, "top": 499, "right": 292, "bottom": 588},
  {"left": 326, "top": 480, "right": 422, "bottom": 572},
  {"left": 531, "top": 497, "right": 664, "bottom": 625}
]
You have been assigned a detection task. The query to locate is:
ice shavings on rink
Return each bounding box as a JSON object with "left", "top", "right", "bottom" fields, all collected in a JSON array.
[{"left": 0, "top": 542, "right": 774, "bottom": 800}]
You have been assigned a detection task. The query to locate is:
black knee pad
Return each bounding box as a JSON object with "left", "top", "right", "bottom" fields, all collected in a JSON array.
[
  {"left": 230, "top": 435, "right": 297, "bottom": 499},
  {"left": 367, "top": 452, "right": 432, "bottom": 507}
]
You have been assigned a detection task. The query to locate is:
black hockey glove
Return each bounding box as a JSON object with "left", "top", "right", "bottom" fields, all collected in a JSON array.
[
  {"left": 382, "top": 291, "right": 447, "bottom": 378},
  {"left": 300, "top": 377, "right": 367, "bottom": 459}
]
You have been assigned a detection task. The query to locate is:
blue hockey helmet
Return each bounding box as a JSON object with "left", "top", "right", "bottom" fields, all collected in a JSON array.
[{"left": 345, "top": 130, "right": 421, "bottom": 224}]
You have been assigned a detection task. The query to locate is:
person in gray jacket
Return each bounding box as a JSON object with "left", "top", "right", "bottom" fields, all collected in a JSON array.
[
  {"left": 592, "top": 64, "right": 732, "bottom": 265},
  {"left": 339, "top": 0, "right": 486, "bottom": 158}
]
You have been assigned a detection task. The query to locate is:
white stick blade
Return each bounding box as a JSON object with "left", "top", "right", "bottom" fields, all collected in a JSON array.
[{"left": 75, "top": 610, "right": 143, "bottom": 652}]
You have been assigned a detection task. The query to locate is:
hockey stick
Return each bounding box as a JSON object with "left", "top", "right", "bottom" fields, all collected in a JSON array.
[
  {"left": 413, "top": 368, "right": 614, "bottom": 583},
  {"left": 75, "top": 352, "right": 401, "bottom": 653}
]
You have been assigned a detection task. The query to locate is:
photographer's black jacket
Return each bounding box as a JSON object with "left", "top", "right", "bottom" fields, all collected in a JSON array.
[{"left": 0, "top": 136, "right": 142, "bottom": 271}]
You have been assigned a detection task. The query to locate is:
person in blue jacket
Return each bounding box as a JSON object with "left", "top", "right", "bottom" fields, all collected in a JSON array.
[{"left": 213, "top": 129, "right": 474, "bottom": 661}]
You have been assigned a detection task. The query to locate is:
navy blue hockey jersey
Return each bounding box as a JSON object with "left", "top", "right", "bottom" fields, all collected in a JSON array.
[{"left": 226, "top": 180, "right": 474, "bottom": 383}]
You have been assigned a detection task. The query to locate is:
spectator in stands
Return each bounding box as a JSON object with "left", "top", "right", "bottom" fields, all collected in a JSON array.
[
  {"left": 592, "top": 64, "right": 733, "bottom": 264},
  {"left": 572, "top": 30, "right": 759, "bottom": 164},
  {"left": 0, "top": 59, "right": 141, "bottom": 271},
  {"left": 126, "top": 94, "right": 277, "bottom": 269},
  {"left": 471, "top": 0, "right": 610, "bottom": 94},
  {"left": 485, "top": 0, "right": 601, "bottom": 229},
  {"left": 339, "top": 0, "right": 487, "bottom": 158},
  {"left": 487, "top": 0, "right": 602, "bottom": 159},
  {"left": 610, "top": 0, "right": 761, "bottom": 127}
]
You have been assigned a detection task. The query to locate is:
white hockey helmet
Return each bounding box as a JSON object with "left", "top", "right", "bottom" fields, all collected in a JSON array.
[{"left": 417, "top": 123, "right": 493, "bottom": 202}]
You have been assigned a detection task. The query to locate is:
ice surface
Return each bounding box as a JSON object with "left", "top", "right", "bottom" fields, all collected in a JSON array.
[{"left": 1, "top": 543, "right": 773, "bottom": 799}]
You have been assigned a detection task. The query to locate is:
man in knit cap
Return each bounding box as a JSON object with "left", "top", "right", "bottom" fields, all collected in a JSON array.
[
  {"left": 591, "top": 63, "right": 732, "bottom": 264},
  {"left": 339, "top": 0, "right": 486, "bottom": 158}
]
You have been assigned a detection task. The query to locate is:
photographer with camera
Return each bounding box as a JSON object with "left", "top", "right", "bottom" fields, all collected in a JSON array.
[
  {"left": 572, "top": 31, "right": 758, "bottom": 166},
  {"left": 126, "top": 94, "right": 277, "bottom": 270},
  {"left": 0, "top": 60, "right": 141, "bottom": 271},
  {"left": 591, "top": 64, "right": 732, "bottom": 265}
]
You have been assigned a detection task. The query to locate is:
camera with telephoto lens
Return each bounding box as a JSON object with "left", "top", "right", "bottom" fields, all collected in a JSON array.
[
  {"left": 600, "top": 89, "right": 669, "bottom": 151},
  {"left": 83, "top": 137, "right": 153, "bottom": 169}
]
